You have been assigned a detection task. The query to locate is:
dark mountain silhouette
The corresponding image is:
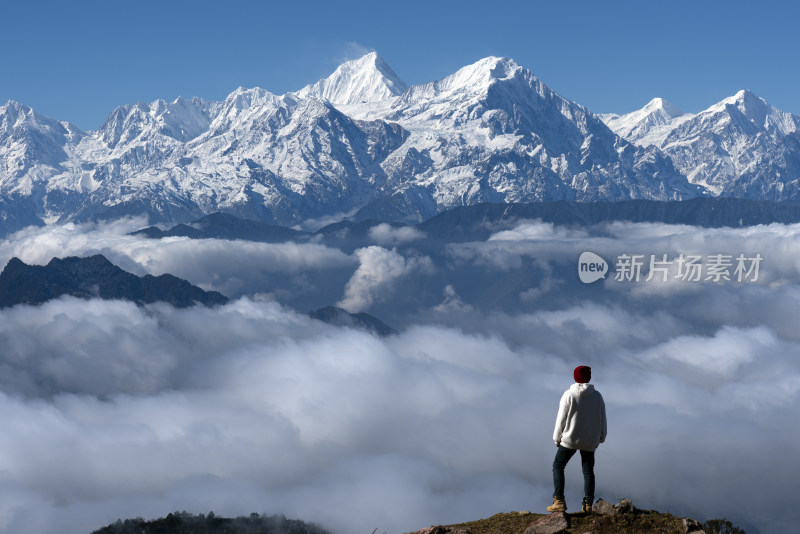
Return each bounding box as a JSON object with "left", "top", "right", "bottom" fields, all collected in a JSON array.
[
  {"left": 309, "top": 306, "right": 396, "bottom": 336},
  {"left": 91, "top": 511, "right": 331, "bottom": 534},
  {"left": 134, "top": 198, "right": 800, "bottom": 247},
  {"left": 0, "top": 255, "right": 228, "bottom": 308},
  {"left": 417, "top": 197, "right": 800, "bottom": 241},
  {"left": 131, "top": 212, "right": 309, "bottom": 242}
]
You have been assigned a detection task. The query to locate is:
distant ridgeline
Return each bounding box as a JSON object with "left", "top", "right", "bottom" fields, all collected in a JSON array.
[
  {"left": 132, "top": 212, "right": 309, "bottom": 242},
  {"left": 417, "top": 197, "right": 800, "bottom": 240},
  {"left": 309, "top": 305, "right": 397, "bottom": 337},
  {"left": 0, "top": 255, "right": 228, "bottom": 308},
  {"left": 133, "top": 198, "right": 800, "bottom": 245},
  {"left": 91, "top": 511, "right": 332, "bottom": 534}
]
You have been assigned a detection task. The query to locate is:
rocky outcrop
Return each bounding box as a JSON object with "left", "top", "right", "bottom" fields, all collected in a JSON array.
[
  {"left": 406, "top": 499, "right": 726, "bottom": 534},
  {"left": 523, "top": 512, "right": 569, "bottom": 534},
  {"left": 591, "top": 497, "right": 636, "bottom": 516}
]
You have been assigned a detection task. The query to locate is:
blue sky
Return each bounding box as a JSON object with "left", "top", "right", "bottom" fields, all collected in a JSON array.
[{"left": 3, "top": 0, "right": 798, "bottom": 131}]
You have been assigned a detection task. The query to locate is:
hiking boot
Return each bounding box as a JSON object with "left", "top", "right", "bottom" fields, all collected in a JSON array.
[
  {"left": 581, "top": 498, "right": 593, "bottom": 513},
  {"left": 546, "top": 497, "right": 567, "bottom": 512}
]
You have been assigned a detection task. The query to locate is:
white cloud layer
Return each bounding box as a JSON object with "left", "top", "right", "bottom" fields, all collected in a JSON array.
[
  {"left": 2, "top": 219, "right": 800, "bottom": 532},
  {"left": 0, "top": 295, "right": 796, "bottom": 533}
]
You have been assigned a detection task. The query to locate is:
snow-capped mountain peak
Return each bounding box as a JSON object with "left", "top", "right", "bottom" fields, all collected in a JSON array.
[
  {"left": 203, "top": 86, "right": 288, "bottom": 135},
  {"left": 707, "top": 89, "right": 767, "bottom": 120},
  {"left": 2, "top": 100, "right": 79, "bottom": 133},
  {"left": 385, "top": 56, "right": 532, "bottom": 128},
  {"left": 704, "top": 89, "right": 799, "bottom": 135},
  {"left": 631, "top": 90, "right": 800, "bottom": 198},
  {"left": 437, "top": 56, "right": 522, "bottom": 91},
  {"left": 296, "top": 51, "right": 408, "bottom": 106},
  {"left": 641, "top": 97, "right": 684, "bottom": 119},
  {"left": 222, "top": 86, "right": 284, "bottom": 111},
  {"left": 1, "top": 100, "right": 30, "bottom": 125},
  {"left": 98, "top": 96, "right": 214, "bottom": 148},
  {"left": 599, "top": 97, "right": 692, "bottom": 148},
  {"left": 1, "top": 100, "right": 84, "bottom": 193},
  {"left": 713, "top": 89, "right": 761, "bottom": 110}
]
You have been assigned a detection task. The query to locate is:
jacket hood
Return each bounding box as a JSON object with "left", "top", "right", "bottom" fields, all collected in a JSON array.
[{"left": 570, "top": 383, "right": 595, "bottom": 396}]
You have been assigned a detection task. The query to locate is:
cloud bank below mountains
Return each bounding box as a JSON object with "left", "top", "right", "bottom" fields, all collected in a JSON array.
[{"left": 0, "top": 219, "right": 799, "bottom": 533}]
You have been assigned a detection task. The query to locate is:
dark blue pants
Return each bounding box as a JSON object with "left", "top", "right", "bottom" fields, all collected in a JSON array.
[{"left": 552, "top": 445, "right": 595, "bottom": 501}]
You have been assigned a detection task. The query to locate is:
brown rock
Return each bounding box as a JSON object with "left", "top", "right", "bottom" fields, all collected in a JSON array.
[
  {"left": 682, "top": 517, "right": 706, "bottom": 533},
  {"left": 592, "top": 498, "right": 615, "bottom": 515},
  {"left": 407, "top": 527, "right": 470, "bottom": 534},
  {"left": 615, "top": 498, "right": 636, "bottom": 514},
  {"left": 524, "top": 511, "right": 570, "bottom": 534}
]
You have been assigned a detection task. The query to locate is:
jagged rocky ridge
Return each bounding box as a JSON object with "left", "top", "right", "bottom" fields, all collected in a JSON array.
[{"left": 0, "top": 254, "right": 228, "bottom": 308}]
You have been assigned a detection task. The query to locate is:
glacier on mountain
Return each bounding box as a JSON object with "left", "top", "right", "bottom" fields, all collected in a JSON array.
[{"left": 2, "top": 52, "right": 798, "bottom": 231}]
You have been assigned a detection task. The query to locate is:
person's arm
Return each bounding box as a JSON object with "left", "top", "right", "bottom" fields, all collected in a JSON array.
[
  {"left": 599, "top": 395, "right": 607, "bottom": 444},
  {"left": 552, "top": 392, "right": 569, "bottom": 446}
]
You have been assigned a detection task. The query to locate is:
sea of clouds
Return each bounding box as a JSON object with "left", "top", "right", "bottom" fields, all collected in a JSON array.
[{"left": 0, "top": 218, "right": 798, "bottom": 533}]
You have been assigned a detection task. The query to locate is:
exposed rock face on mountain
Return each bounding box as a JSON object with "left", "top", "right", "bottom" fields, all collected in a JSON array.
[
  {"left": 602, "top": 91, "right": 800, "bottom": 200},
  {"left": 0, "top": 254, "right": 228, "bottom": 308},
  {"left": 1, "top": 53, "right": 707, "bottom": 232}
]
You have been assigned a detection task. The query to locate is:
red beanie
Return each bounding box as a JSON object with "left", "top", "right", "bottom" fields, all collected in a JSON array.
[{"left": 574, "top": 365, "right": 591, "bottom": 383}]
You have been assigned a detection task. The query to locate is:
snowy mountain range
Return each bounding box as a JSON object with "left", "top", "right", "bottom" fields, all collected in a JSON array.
[
  {"left": 2, "top": 52, "right": 799, "bottom": 233},
  {"left": 600, "top": 91, "right": 800, "bottom": 198}
]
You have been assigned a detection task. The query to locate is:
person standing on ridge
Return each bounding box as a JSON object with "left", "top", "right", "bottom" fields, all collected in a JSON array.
[{"left": 547, "top": 365, "right": 607, "bottom": 513}]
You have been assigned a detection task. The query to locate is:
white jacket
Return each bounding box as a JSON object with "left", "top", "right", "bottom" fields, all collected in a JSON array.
[{"left": 553, "top": 383, "right": 607, "bottom": 451}]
